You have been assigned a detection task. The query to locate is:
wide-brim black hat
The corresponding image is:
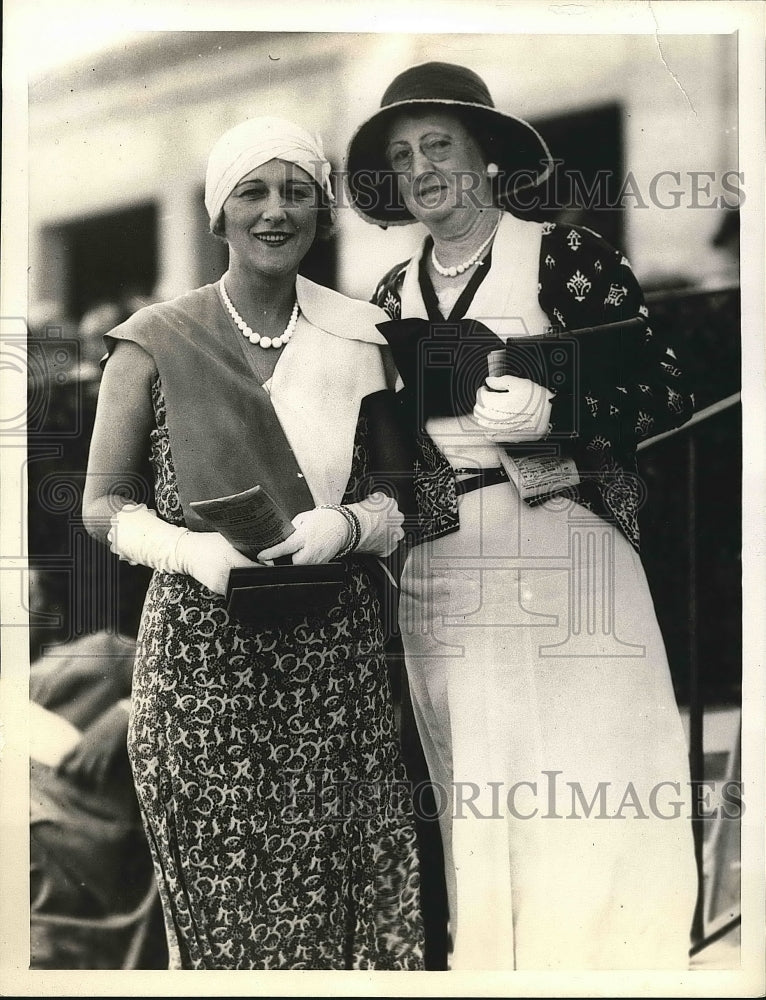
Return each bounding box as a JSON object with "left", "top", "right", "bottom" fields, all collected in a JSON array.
[{"left": 344, "top": 61, "right": 554, "bottom": 227}]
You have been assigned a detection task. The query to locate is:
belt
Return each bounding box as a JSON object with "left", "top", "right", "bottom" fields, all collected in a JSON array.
[{"left": 454, "top": 466, "right": 509, "bottom": 496}]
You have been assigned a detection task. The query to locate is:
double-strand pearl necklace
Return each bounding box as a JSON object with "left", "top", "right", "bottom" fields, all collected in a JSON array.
[
  {"left": 220, "top": 278, "right": 299, "bottom": 349},
  {"left": 431, "top": 215, "right": 502, "bottom": 278}
]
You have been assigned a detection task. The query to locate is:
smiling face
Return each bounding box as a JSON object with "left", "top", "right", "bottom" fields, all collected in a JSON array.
[
  {"left": 385, "top": 111, "right": 493, "bottom": 225},
  {"left": 220, "top": 159, "right": 319, "bottom": 280}
]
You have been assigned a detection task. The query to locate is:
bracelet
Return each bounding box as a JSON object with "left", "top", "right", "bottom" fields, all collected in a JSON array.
[
  {"left": 172, "top": 528, "right": 193, "bottom": 573},
  {"left": 319, "top": 504, "right": 361, "bottom": 559}
]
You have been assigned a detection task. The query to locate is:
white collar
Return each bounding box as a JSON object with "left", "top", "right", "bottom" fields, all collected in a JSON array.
[
  {"left": 399, "top": 240, "right": 430, "bottom": 320},
  {"left": 295, "top": 274, "right": 389, "bottom": 344},
  {"left": 399, "top": 213, "right": 544, "bottom": 338},
  {"left": 463, "top": 212, "right": 542, "bottom": 338}
]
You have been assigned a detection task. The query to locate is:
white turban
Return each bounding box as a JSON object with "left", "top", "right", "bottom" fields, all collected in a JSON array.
[{"left": 204, "top": 115, "right": 335, "bottom": 228}]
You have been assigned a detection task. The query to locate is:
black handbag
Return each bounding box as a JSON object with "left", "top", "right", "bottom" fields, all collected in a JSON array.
[{"left": 225, "top": 562, "right": 347, "bottom": 628}]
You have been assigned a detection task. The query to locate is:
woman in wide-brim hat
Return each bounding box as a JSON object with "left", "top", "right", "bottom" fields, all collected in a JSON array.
[
  {"left": 345, "top": 61, "right": 699, "bottom": 971},
  {"left": 83, "top": 114, "right": 425, "bottom": 970},
  {"left": 346, "top": 60, "right": 553, "bottom": 228}
]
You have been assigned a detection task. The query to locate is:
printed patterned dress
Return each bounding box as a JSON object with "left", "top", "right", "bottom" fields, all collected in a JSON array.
[{"left": 127, "top": 378, "right": 424, "bottom": 970}]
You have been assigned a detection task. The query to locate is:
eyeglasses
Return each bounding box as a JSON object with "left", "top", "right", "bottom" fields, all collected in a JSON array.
[{"left": 385, "top": 133, "right": 455, "bottom": 172}]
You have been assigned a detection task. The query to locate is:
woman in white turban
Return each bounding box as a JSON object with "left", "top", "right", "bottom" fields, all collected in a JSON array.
[{"left": 83, "top": 116, "right": 424, "bottom": 970}]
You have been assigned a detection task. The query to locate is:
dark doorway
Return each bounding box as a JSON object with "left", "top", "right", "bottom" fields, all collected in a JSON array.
[
  {"left": 525, "top": 103, "right": 626, "bottom": 254},
  {"left": 60, "top": 203, "right": 158, "bottom": 320}
]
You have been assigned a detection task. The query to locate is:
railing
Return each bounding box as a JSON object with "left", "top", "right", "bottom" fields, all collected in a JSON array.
[
  {"left": 637, "top": 391, "right": 741, "bottom": 450},
  {"left": 638, "top": 386, "right": 742, "bottom": 958}
]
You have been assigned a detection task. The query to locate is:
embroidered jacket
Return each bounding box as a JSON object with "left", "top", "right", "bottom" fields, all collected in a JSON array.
[{"left": 372, "top": 221, "right": 695, "bottom": 551}]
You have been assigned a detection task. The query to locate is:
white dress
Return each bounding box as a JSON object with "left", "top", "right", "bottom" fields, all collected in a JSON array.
[{"left": 397, "top": 215, "right": 699, "bottom": 970}]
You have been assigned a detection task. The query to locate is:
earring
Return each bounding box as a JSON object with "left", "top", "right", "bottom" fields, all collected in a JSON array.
[{"left": 486, "top": 162, "right": 500, "bottom": 178}]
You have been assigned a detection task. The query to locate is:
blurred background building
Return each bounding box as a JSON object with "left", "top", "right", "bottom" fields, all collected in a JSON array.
[
  {"left": 28, "top": 31, "right": 739, "bottom": 316},
  {"left": 25, "top": 30, "right": 742, "bottom": 968}
]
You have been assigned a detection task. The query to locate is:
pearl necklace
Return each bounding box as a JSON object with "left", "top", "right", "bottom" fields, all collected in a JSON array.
[
  {"left": 220, "top": 279, "right": 299, "bottom": 349},
  {"left": 431, "top": 216, "right": 501, "bottom": 278}
]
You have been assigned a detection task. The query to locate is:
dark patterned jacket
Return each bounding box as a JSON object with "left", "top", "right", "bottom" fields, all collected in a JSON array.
[{"left": 372, "top": 220, "right": 695, "bottom": 551}]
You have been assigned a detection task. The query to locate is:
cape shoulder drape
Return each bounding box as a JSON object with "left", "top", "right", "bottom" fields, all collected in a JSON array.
[{"left": 105, "top": 275, "right": 395, "bottom": 526}]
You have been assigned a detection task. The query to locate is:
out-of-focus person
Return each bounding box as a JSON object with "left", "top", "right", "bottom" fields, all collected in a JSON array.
[{"left": 30, "top": 630, "right": 166, "bottom": 970}]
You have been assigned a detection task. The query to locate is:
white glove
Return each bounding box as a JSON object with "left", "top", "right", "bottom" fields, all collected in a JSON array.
[
  {"left": 472, "top": 375, "right": 553, "bottom": 443},
  {"left": 257, "top": 492, "right": 405, "bottom": 565},
  {"left": 257, "top": 506, "right": 351, "bottom": 565},
  {"left": 108, "top": 503, "right": 259, "bottom": 596},
  {"left": 346, "top": 492, "right": 405, "bottom": 557}
]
